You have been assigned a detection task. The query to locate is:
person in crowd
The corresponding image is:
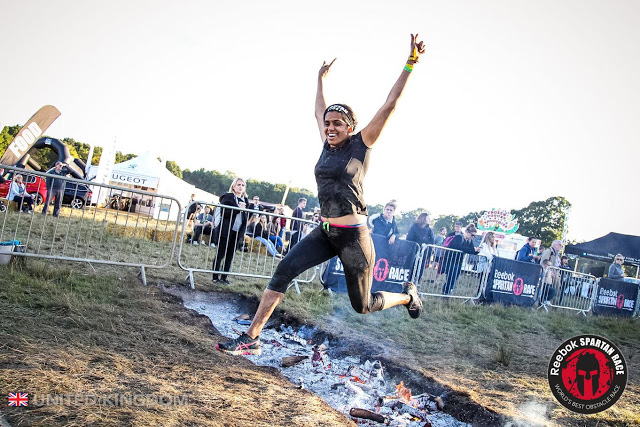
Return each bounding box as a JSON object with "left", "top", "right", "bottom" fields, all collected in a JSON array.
[
  {"left": 312, "top": 211, "right": 322, "bottom": 226},
  {"left": 42, "top": 161, "right": 67, "bottom": 217},
  {"left": 557, "top": 255, "right": 573, "bottom": 304},
  {"left": 186, "top": 205, "right": 202, "bottom": 243},
  {"left": 406, "top": 213, "right": 435, "bottom": 247},
  {"left": 540, "top": 259, "right": 558, "bottom": 304},
  {"left": 540, "top": 240, "right": 562, "bottom": 268},
  {"left": 192, "top": 205, "right": 215, "bottom": 246},
  {"left": 517, "top": 236, "right": 540, "bottom": 263},
  {"left": 250, "top": 196, "right": 262, "bottom": 212},
  {"left": 245, "top": 214, "right": 259, "bottom": 236},
  {"left": 608, "top": 254, "right": 625, "bottom": 279},
  {"left": 477, "top": 231, "right": 498, "bottom": 272},
  {"left": 288, "top": 198, "right": 307, "bottom": 250},
  {"left": 253, "top": 214, "right": 283, "bottom": 258},
  {"left": 446, "top": 221, "right": 463, "bottom": 238},
  {"left": 435, "top": 227, "right": 447, "bottom": 246},
  {"left": 370, "top": 200, "right": 400, "bottom": 245},
  {"left": 277, "top": 206, "right": 287, "bottom": 239},
  {"left": 212, "top": 178, "right": 250, "bottom": 284},
  {"left": 267, "top": 215, "right": 285, "bottom": 251},
  {"left": 7, "top": 174, "right": 34, "bottom": 213},
  {"left": 441, "top": 223, "right": 479, "bottom": 295},
  {"left": 535, "top": 245, "right": 545, "bottom": 263},
  {"left": 217, "top": 34, "right": 427, "bottom": 355},
  {"left": 186, "top": 193, "right": 198, "bottom": 227}
]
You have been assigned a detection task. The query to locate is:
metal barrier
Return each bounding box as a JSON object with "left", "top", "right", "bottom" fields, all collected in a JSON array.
[
  {"left": 0, "top": 164, "right": 181, "bottom": 284},
  {"left": 414, "top": 244, "right": 488, "bottom": 301},
  {"left": 538, "top": 266, "right": 597, "bottom": 315},
  {"left": 177, "top": 201, "right": 320, "bottom": 290}
]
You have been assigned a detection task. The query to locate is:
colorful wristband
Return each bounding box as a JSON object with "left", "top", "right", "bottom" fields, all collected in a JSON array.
[{"left": 404, "top": 63, "right": 413, "bottom": 73}]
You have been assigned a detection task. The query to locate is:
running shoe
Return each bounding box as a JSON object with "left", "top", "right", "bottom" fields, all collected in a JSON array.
[
  {"left": 216, "top": 332, "right": 261, "bottom": 356},
  {"left": 402, "top": 282, "right": 423, "bottom": 319}
]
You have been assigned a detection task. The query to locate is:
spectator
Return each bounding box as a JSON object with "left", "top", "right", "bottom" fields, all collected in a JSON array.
[
  {"left": 7, "top": 174, "right": 34, "bottom": 213},
  {"left": 192, "top": 205, "right": 215, "bottom": 246},
  {"left": 517, "top": 237, "right": 540, "bottom": 263},
  {"left": 277, "top": 206, "right": 287, "bottom": 239},
  {"left": 434, "top": 227, "right": 447, "bottom": 246},
  {"left": 406, "top": 213, "right": 435, "bottom": 247},
  {"left": 186, "top": 193, "right": 198, "bottom": 226},
  {"left": 253, "top": 214, "right": 283, "bottom": 258},
  {"left": 212, "top": 177, "right": 250, "bottom": 284},
  {"left": 477, "top": 231, "right": 498, "bottom": 272},
  {"left": 288, "top": 197, "right": 307, "bottom": 250},
  {"left": 250, "top": 196, "right": 262, "bottom": 212},
  {"left": 267, "top": 215, "right": 285, "bottom": 252},
  {"left": 540, "top": 240, "right": 562, "bottom": 268},
  {"left": 558, "top": 255, "right": 573, "bottom": 304},
  {"left": 540, "top": 259, "right": 558, "bottom": 303},
  {"left": 608, "top": 254, "right": 625, "bottom": 279},
  {"left": 442, "top": 223, "right": 479, "bottom": 295},
  {"left": 446, "top": 221, "right": 463, "bottom": 238},
  {"left": 370, "top": 200, "right": 399, "bottom": 245},
  {"left": 42, "top": 161, "right": 67, "bottom": 217}
]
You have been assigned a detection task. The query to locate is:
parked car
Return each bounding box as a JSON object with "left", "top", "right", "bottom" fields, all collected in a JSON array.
[
  {"left": 63, "top": 181, "right": 92, "bottom": 209},
  {"left": 0, "top": 171, "right": 47, "bottom": 206}
]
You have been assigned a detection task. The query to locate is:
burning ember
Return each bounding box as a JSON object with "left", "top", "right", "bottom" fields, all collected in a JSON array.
[{"left": 396, "top": 381, "right": 413, "bottom": 402}]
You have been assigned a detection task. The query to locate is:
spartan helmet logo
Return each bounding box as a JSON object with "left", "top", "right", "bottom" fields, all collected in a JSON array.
[{"left": 576, "top": 352, "right": 600, "bottom": 399}]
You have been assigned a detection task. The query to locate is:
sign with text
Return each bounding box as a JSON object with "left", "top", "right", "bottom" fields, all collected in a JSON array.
[
  {"left": 486, "top": 257, "right": 542, "bottom": 306},
  {"left": 322, "top": 234, "right": 420, "bottom": 294},
  {"left": 477, "top": 208, "right": 519, "bottom": 234},
  {"left": 592, "top": 278, "right": 639, "bottom": 317}
]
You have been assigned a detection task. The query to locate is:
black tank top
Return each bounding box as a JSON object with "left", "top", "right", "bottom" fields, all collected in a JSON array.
[{"left": 314, "top": 132, "right": 370, "bottom": 218}]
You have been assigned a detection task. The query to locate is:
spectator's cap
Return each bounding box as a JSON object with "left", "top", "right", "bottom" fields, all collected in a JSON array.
[{"left": 454, "top": 221, "right": 462, "bottom": 226}]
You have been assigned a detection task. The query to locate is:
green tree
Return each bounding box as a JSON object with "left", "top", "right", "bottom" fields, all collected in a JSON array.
[
  {"left": 511, "top": 196, "right": 571, "bottom": 247},
  {"left": 0, "top": 125, "right": 21, "bottom": 156},
  {"left": 165, "top": 160, "right": 182, "bottom": 178},
  {"left": 396, "top": 208, "right": 430, "bottom": 236},
  {"left": 115, "top": 152, "right": 136, "bottom": 163}
]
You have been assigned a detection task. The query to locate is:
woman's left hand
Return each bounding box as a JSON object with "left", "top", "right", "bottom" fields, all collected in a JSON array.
[{"left": 409, "top": 33, "right": 426, "bottom": 62}]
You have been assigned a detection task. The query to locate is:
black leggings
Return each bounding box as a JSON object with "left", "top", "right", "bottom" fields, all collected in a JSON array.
[
  {"left": 267, "top": 225, "right": 385, "bottom": 314},
  {"left": 212, "top": 229, "right": 239, "bottom": 281}
]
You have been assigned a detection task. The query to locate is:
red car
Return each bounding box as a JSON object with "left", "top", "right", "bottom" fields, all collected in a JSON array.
[{"left": 0, "top": 170, "right": 48, "bottom": 207}]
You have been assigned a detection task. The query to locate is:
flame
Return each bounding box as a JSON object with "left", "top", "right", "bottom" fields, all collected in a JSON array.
[
  {"left": 395, "top": 381, "right": 412, "bottom": 402},
  {"left": 351, "top": 376, "right": 366, "bottom": 384}
]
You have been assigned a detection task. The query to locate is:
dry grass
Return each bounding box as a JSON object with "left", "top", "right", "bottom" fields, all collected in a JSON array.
[{"left": 0, "top": 260, "right": 352, "bottom": 427}]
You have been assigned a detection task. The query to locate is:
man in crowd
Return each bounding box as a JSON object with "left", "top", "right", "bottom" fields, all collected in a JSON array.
[
  {"left": 288, "top": 198, "right": 306, "bottom": 250},
  {"left": 540, "top": 240, "right": 563, "bottom": 268},
  {"left": 370, "top": 200, "right": 399, "bottom": 245},
  {"left": 447, "top": 221, "right": 463, "bottom": 237},
  {"left": 42, "top": 161, "right": 67, "bottom": 217},
  {"left": 517, "top": 236, "right": 540, "bottom": 263}
]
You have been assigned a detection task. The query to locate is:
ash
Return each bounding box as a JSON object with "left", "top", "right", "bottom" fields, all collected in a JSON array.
[{"left": 165, "top": 285, "right": 468, "bottom": 427}]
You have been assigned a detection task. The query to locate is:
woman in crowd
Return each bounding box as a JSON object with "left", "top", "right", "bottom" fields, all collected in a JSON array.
[
  {"left": 407, "top": 213, "right": 436, "bottom": 281},
  {"left": 608, "top": 254, "right": 625, "bottom": 279},
  {"left": 8, "top": 174, "right": 34, "bottom": 213},
  {"left": 212, "top": 178, "right": 250, "bottom": 284},
  {"left": 253, "top": 214, "right": 283, "bottom": 258},
  {"left": 217, "top": 34, "right": 426, "bottom": 355},
  {"left": 477, "top": 231, "right": 498, "bottom": 272},
  {"left": 434, "top": 227, "right": 447, "bottom": 247},
  {"left": 268, "top": 215, "right": 285, "bottom": 252}
]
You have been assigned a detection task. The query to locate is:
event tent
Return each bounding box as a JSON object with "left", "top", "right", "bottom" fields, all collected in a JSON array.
[
  {"left": 88, "top": 151, "right": 217, "bottom": 221},
  {"left": 565, "top": 232, "right": 640, "bottom": 266}
]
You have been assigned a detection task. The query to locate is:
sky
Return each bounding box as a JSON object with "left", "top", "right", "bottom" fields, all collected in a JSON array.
[{"left": 1, "top": 0, "right": 639, "bottom": 242}]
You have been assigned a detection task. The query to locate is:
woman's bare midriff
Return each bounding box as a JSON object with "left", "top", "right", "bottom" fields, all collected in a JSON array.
[{"left": 321, "top": 213, "right": 368, "bottom": 226}]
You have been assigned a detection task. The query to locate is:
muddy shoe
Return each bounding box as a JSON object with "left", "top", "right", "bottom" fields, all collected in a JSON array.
[
  {"left": 216, "top": 333, "right": 261, "bottom": 356},
  {"left": 403, "top": 282, "right": 423, "bottom": 319}
]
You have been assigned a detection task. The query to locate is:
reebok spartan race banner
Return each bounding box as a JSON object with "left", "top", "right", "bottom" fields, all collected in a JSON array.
[
  {"left": 592, "top": 278, "right": 639, "bottom": 317},
  {"left": 322, "top": 234, "right": 420, "bottom": 294},
  {"left": 485, "top": 256, "right": 542, "bottom": 307},
  {"left": 548, "top": 334, "right": 627, "bottom": 414},
  {"left": 0, "top": 105, "right": 62, "bottom": 166}
]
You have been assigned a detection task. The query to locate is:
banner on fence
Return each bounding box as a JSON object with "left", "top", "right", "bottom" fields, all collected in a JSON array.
[
  {"left": 486, "top": 257, "right": 542, "bottom": 306},
  {"left": 322, "top": 234, "right": 419, "bottom": 293},
  {"left": 592, "top": 278, "right": 639, "bottom": 317}
]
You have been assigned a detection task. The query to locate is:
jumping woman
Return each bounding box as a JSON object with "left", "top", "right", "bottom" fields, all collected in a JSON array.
[{"left": 217, "top": 34, "right": 426, "bottom": 355}]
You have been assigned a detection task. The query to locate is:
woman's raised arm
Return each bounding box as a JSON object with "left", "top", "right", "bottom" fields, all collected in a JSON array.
[
  {"left": 315, "top": 58, "right": 336, "bottom": 141},
  {"left": 361, "top": 34, "right": 425, "bottom": 148}
]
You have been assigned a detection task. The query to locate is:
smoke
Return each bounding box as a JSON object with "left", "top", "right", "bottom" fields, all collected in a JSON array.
[{"left": 504, "top": 401, "right": 551, "bottom": 426}]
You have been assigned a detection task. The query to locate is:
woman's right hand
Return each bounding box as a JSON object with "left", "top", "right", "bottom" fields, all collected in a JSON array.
[
  {"left": 318, "top": 58, "right": 336, "bottom": 79},
  {"left": 409, "top": 33, "right": 426, "bottom": 62}
]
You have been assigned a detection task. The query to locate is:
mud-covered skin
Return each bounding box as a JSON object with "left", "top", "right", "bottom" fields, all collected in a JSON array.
[
  {"left": 315, "top": 132, "right": 370, "bottom": 218},
  {"left": 267, "top": 225, "right": 385, "bottom": 313}
]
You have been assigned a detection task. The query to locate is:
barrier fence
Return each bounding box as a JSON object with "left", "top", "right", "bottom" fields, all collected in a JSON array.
[
  {"left": 539, "top": 266, "right": 597, "bottom": 315},
  {"left": 177, "top": 201, "right": 321, "bottom": 290},
  {"left": 0, "top": 164, "right": 181, "bottom": 284},
  {"left": 414, "top": 244, "right": 488, "bottom": 301},
  {"left": 0, "top": 167, "right": 637, "bottom": 318}
]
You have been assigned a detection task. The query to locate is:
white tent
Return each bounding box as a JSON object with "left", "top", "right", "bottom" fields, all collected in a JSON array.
[{"left": 88, "top": 151, "right": 217, "bottom": 220}]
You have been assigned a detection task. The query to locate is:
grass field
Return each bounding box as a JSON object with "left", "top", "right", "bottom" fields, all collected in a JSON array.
[{"left": 1, "top": 220, "right": 639, "bottom": 426}]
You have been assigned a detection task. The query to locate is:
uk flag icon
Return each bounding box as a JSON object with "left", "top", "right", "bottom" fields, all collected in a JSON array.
[{"left": 8, "top": 393, "right": 28, "bottom": 407}]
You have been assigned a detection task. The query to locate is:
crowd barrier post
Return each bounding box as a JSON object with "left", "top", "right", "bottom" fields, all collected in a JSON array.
[{"left": 540, "top": 266, "right": 597, "bottom": 315}]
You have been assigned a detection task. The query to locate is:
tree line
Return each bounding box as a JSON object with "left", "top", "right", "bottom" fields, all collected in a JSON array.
[{"left": 2, "top": 124, "right": 570, "bottom": 246}]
